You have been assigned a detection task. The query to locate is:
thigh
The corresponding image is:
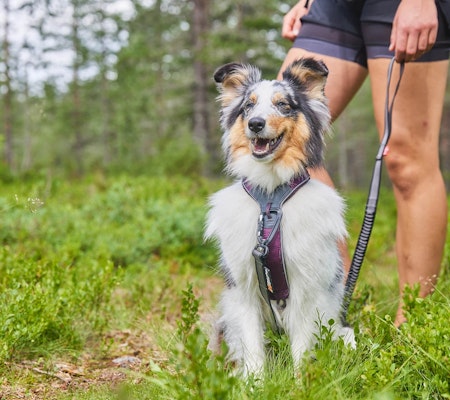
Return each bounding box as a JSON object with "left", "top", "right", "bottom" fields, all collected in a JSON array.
[
  {"left": 279, "top": 48, "right": 368, "bottom": 121},
  {"left": 368, "top": 58, "right": 448, "bottom": 166}
]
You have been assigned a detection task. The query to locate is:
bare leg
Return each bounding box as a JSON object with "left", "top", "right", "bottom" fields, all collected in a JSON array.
[
  {"left": 368, "top": 59, "right": 448, "bottom": 326},
  {"left": 279, "top": 49, "right": 368, "bottom": 121},
  {"left": 279, "top": 49, "right": 368, "bottom": 274}
]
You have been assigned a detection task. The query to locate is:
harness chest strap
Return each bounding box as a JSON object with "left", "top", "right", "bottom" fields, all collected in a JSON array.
[{"left": 242, "top": 172, "right": 310, "bottom": 324}]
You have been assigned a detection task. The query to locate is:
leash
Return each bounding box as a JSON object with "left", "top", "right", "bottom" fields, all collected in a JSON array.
[{"left": 341, "top": 57, "right": 405, "bottom": 323}]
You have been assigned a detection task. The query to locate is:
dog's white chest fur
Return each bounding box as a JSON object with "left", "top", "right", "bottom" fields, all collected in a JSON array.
[{"left": 206, "top": 179, "right": 346, "bottom": 292}]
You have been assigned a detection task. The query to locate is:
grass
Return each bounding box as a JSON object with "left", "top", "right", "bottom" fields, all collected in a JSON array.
[{"left": 0, "top": 173, "right": 448, "bottom": 399}]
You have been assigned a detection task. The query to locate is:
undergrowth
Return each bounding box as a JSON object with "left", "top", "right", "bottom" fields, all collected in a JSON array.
[
  {"left": 85, "top": 277, "right": 450, "bottom": 400},
  {"left": 124, "top": 279, "right": 450, "bottom": 400},
  {"left": 0, "top": 174, "right": 448, "bottom": 399}
]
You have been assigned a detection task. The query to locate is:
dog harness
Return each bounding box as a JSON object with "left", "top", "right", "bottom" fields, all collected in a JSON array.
[{"left": 243, "top": 171, "right": 310, "bottom": 332}]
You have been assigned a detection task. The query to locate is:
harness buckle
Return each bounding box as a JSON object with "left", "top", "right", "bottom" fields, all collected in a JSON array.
[{"left": 253, "top": 243, "right": 268, "bottom": 258}]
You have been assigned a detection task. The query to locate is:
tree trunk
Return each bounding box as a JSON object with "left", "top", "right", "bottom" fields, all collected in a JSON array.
[
  {"left": 192, "top": 0, "right": 214, "bottom": 174},
  {"left": 2, "top": 0, "right": 13, "bottom": 169},
  {"left": 22, "top": 67, "right": 32, "bottom": 171},
  {"left": 72, "top": 4, "right": 83, "bottom": 175},
  {"left": 99, "top": 12, "right": 113, "bottom": 167}
]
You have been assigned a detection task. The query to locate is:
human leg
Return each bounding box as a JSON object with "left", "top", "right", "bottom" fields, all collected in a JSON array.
[
  {"left": 368, "top": 59, "right": 448, "bottom": 326},
  {"left": 279, "top": 48, "right": 368, "bottom": 273}
]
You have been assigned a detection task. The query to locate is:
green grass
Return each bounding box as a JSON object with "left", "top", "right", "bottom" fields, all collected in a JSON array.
[{"left": 0, "top": 174, "right": 448, "bottom": 399}]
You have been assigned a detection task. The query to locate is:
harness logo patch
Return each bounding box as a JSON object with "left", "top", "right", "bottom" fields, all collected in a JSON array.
[{"left": 264, "top": 267, "right": 273, "bottom": 293}]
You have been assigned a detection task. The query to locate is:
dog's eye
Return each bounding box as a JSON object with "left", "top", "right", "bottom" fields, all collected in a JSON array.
[
  {"left": 243, "top": 100, "right": 255, "bottom": 112},
  {"left": 276, "top": 100, "right": 290, "bottom": 111}
]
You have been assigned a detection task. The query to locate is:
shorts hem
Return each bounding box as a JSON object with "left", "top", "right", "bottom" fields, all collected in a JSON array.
[{"left": 293, "top": 38, "right": 368, "bottom": 68}]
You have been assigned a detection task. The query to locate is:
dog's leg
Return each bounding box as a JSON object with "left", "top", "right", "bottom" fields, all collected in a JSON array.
[
  {"left": 284, "top": 295, "right": 328, "bottom": 370},
  {"left": 219, "top": 287, "right": 266, "bottom": 377},
  {"left": 287, "top": 316, "right": 316, "bottom": 370},
  {"left": 287, "top": 302, "right": 356, "bottom": 370},
  {"left": 335, "top": 325, "right": 356, "bottom": 349}
]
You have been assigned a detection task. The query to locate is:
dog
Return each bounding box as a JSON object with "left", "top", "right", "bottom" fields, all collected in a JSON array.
[{"left": 205, "top": 58, "right": 355, "bottom": 377}]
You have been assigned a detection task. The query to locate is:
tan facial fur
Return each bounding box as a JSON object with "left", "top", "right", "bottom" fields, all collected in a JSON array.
[
  {"left": 229, "top": 117, "right": 251, "bottom": 159},
  {"left": 286, "top": 61, "right": 327, "bottom": 103},
  {"left": 267, "top": 114, "right": 311, "bottom": 170}
]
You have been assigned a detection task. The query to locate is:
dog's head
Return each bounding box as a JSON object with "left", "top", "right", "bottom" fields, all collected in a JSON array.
[{"left": 214, "top": 58, "right": 330, "bottom": 189}]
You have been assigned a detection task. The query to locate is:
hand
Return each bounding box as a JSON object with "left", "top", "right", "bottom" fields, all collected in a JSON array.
[
  {"left": 282, "top": 1, "right": 311, "bottom": 41},
  {"left": 389, "top": 0, "right": 438, "bottom": 63}
]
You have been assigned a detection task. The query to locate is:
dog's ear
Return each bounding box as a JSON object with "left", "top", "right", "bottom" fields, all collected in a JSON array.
[
  {"left": 282, "top": 58, "right": 328, "bottom": 101},
  {"left": 214, "top": 63, "right": 261, "bottom": 107}
]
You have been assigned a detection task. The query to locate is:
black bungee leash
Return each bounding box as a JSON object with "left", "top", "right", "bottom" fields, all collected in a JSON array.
[{"left": 341, "top": 57, "right": 405, "bottom": 324}]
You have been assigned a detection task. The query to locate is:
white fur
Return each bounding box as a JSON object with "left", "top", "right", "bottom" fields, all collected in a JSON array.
[
  {"left": 205, "top": 179, "right": 355, "bottom": 376},
  {"left": 226, "top": 153, "right": 302, "bottom": 193}
]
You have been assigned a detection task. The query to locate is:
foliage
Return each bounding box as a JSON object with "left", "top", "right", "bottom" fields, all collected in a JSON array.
[
  {"left": 94, "top": 277, "right": 450, "bottom": 400},
  {"left": 2, "top": 0, "right": 295, "bottom": 178},
  {"left": 140, "top": 278, "right": 450, "bottom": 400},
  {"left": 0, "top": 175, "right": 448, "bottom": 399},
  {"left": 0, "top": 248, "right": 116, "bottom": 361},
  {"left": 6, "top": 1, "right": 449, "bottom": 187},
  {"left": 0, "top": 174, "right": 218, "bottom": 363},
  {"left": 294, "top": 279, "right": 450, "bottom": 400},
  {"left": 148, "top": 284, "right": 239, "bottom": 400}
]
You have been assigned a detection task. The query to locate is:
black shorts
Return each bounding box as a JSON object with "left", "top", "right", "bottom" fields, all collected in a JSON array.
[{"left": 293, "top": 0, "right": 450, "bottom": 67}]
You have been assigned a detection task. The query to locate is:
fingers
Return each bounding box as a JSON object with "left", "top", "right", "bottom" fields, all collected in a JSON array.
[
  {"left": 391, "top": 26, "right": 437, "bottom": 62},
  {"left": 282, "top": 14, "right": 301, "bottom": 41},
  {"left": 391, "top": 30, "right": 437, "bottom": 62},
  {"left": 281, "top": 2, "right": 309, "bottom": 42},
  {"left": 389, "top": 1, "right": 438, "bottom": 63}
]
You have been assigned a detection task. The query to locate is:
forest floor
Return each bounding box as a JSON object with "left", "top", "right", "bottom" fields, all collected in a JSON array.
[
  {"left": 1, "top": 275, "right": 223, "bottom": 400},
  {"left": 1, "top": 177, "right": 448, "bottom": 399}
]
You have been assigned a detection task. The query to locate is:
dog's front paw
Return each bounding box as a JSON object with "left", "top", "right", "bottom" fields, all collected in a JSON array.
[
  {"left": 242, "top": 361, "right": 264, "bottom": 381},
  {"left": 339, "top": 326, "right": 356, "bottom": 349}
]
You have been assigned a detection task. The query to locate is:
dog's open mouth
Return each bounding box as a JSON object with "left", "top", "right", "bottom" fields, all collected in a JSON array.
[{"left": 250, "top": 134, "right": 284, "bottom": 158}]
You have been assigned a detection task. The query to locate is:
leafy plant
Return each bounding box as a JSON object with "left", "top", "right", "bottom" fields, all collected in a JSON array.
[
  {"left": 0, "top": 247, "right": 118, "bottom": 361},
  {"left": 147, "top": 284, "right": 238, "bottom": 400}
]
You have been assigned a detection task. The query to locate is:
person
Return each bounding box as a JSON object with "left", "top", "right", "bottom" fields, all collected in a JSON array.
[{"left": 279, "top": 0, "right": 449, "bottom": 327}]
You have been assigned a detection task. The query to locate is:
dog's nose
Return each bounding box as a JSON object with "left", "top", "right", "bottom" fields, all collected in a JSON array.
[{"left": 248, "top": 117, "right": 266, "bottom": 133}]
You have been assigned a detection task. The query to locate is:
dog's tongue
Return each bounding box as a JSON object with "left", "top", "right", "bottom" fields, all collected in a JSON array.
[{"left": 253, "top": 138, "right": 270, "bottom": 153}]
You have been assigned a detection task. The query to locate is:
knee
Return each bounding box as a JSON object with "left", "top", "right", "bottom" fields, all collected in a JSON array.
[{"left": 384, "top": 152, "right": 423, "bottom": 199}]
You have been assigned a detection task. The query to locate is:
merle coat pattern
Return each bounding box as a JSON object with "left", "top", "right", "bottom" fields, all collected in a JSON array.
[{"left": 206, "top": 58, "right": 355, "bottom": 377}]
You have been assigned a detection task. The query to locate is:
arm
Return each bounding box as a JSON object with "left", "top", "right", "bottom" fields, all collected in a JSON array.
[
  {"left": 281, "top": 0, "right": 313, "bottom": 41},
  {"left": 389, "top": 0, "right": 438, "bottom": 62}
]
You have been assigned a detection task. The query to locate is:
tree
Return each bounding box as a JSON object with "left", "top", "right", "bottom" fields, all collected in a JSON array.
[
  {"left": 0, "top": 0, "right": 448, "bottom": 188},
  {"left": 1, "top": 0, "right": 13, "bottom": 169},
  {"left": 192, "top": 0, "right": 214, "bottom": 173}
]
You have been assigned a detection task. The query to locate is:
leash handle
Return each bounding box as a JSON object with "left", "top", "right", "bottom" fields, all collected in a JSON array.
[{"left": 342, "top": 58, "right": 404, "bottom": 323}]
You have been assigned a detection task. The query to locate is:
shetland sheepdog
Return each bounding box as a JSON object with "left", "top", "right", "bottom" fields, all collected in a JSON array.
[{"left": 205, "top": 58, "right": 355, "bottom": 377}]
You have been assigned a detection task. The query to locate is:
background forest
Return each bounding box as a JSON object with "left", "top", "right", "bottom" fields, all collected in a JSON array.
[
  {"left": 1, "top": 1, "right": 450, "bottom": 398},
  {"left": 2, "top": 0, "right": 450, "bottom": 187}
]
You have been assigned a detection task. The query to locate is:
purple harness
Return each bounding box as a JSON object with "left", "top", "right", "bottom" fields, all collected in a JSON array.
[{"left": 243, "top": 172, "right": 310, "bottom": 332}]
